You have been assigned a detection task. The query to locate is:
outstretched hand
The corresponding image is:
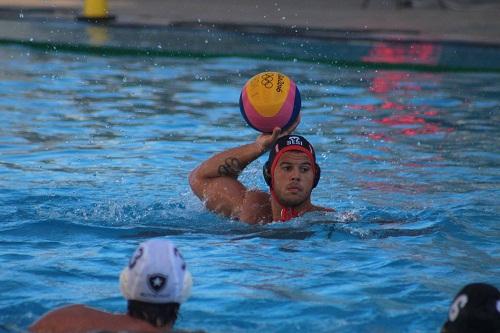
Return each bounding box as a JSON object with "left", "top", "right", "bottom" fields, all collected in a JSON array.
[{"left": 255, "top": 115, "right": 301, "bottom": 153}]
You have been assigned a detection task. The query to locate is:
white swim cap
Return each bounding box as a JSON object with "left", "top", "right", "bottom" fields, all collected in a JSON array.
[{"left": 120, "top": 238, "right": 192, "bottom": 304}]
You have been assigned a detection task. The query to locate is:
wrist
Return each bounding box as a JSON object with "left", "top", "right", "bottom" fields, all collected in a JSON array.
[{"left": 253, "top": 141, "right": 266, "bottom": 155}]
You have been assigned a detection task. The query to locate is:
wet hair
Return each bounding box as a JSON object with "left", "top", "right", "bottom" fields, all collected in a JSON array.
[{"left": 127, "top": 300, "right": 180, "bottom": 327}]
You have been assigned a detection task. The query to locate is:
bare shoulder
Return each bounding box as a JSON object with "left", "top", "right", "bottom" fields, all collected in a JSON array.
[
  {"left": 57, "top": 304, "right": 110, "bottom": 318},
  {"left": 31, "top": 304, "right": 89, "bottom": 321},
  {"left": 239, "top": 189, "right": 272, "bottom": 224},
  {"left": 56, "top": 304, "right": 95, "bottom": 314},
  {"left": 29, "top": 304, "right": 89, "bottom": 332},
  {"left": 29, "top": 304, "right": 157, "bottom": 333},
  {"left": 245, "top": 189, "right": 269, "bottom": 200}
]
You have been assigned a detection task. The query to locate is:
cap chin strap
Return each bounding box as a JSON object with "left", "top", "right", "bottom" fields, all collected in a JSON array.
[
  {"left": 280, "top": 206, "right": 299, "bottom": 222},
  {"left": 179, "top": 271, "right": 192, "bottom": 303},
  {"left": 270, "top": 188, "right": 299, "bottom": 222}
]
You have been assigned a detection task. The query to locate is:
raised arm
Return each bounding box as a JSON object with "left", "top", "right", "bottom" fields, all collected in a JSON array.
[
  {"left": 189, "top": 129, "right": 281, "bottom": 220},
  {"left": 189, "top": 116, "right": 300, "bottom": 221}
]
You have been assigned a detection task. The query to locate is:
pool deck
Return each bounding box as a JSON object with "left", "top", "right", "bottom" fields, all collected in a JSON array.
[{"left": 1, "top": 0, "right": 500, "bottom": 45}]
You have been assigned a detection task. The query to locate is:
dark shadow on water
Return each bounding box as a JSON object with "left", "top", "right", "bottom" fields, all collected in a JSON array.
[
  {"left": 227, "top": 209, "right": 440, "bottom": 241},
  {"left": 324, "top": 222, "right": 440, "bottom": 240},
  {"left": 230, "top": 229, "right": 315, "bottom": 241}
]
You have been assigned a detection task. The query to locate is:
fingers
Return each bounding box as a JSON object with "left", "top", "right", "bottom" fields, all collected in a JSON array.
[
  {"left": 264, "top": 127, "right": 282, "bottom": 147},
  {"left": 255, "top": 115, "right": 300, "bottom": 151},
  {"left": 255, "top": 127, "right": 282, "bottom": 152},
  {"left": 271, "top": 127, "right": 282, "bottom": 140}
]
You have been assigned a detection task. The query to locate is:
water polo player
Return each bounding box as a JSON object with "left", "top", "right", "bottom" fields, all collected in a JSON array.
[
  {"left": 189, "top": 119, "right": 333, "bottom": 224},
  {"left": 30, "top": 239, "right": 192, "bottom": 332}
]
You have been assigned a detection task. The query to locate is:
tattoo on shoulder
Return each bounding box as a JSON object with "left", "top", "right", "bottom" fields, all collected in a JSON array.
[{"left": 218, "top": 157, "right": 242, "bottom": 177}]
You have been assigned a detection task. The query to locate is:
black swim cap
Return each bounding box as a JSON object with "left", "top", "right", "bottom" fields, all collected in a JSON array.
[{"left": 442, "top": 283, "right": 500, "bottom": 333}]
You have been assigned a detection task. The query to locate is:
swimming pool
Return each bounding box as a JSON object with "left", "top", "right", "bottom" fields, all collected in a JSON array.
[{"left": 0, "top": 44, "right": 499, "bottom": 332}]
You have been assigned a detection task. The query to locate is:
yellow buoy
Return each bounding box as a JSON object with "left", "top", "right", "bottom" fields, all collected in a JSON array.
[{"left": 78, "top": 0, "right": 115, "bottom": 22}]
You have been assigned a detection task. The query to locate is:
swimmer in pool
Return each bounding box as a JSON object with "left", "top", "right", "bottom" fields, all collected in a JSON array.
[
  {"left": 441, "top": 283, "right": 500, "bottom": 333},
  {"left": 30, "top": 238, "right": 192, "bottom": 333},
  {"left": 189, "top": 117, "right": 333, "bottom": 224}
]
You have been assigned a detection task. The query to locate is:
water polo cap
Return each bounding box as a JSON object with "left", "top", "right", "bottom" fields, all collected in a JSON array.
[
  {"left": 442, "top": 283, "right": 500, "bottom": 333},
  {"left": 263, "top": 135, "right": 321, "bottom": 189},
  {"left": 120, "top": 238, "right": 192, "bottom": 304}
]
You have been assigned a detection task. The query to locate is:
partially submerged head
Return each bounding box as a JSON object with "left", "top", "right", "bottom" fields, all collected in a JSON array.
[
  {"left": 120, "top": 238, "right": 192, "bottom": 328},
  {"left": 442, "top": 283, "right": 500, "bottom": 333},
  {"left": 263, "top": 135, "right": 320, "bottom": 208}
]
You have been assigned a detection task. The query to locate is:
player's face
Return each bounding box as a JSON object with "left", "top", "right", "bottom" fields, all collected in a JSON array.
[{"left": 272, "top": 151, "right": 315, "bottom": 207}]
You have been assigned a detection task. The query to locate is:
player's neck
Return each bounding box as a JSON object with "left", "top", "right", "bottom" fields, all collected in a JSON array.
[{"left": 270, "top": 197, "right": 312, "bottom": 222}]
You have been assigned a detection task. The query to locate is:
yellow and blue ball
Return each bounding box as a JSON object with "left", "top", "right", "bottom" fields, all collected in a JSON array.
[{"left": 239, "top": 72, "right": 301, "bottom": 133}]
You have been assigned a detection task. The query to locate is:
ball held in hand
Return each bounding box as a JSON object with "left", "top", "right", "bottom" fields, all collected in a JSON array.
[{"left": 239, "top": 71, "right": 301, "bottom": 133}]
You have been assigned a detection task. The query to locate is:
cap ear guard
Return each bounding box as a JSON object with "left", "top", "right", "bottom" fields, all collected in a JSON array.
[
  {"left": 448, "top": 294, "right": 468, "bottom": 322},
  {"left": 263, "top": 161, "right": 272, "bottom": 187},
  {"left": 119, "top": 267, "right": 133, "bottom": 300},
  {"left": 263, "top": 160, "right": 321, "bottom": 188},
  {"left": 179, "top": 270, "right": 192, "bottom": 303}
]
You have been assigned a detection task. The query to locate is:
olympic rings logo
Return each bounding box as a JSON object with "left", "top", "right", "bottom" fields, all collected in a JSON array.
[{"left": 260, "top": 73, "right": 274, "bottom": 89}]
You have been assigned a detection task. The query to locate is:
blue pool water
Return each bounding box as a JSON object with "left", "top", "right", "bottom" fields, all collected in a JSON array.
[{"left": 0, "top": 45, "right": 499, "bottom": 332}]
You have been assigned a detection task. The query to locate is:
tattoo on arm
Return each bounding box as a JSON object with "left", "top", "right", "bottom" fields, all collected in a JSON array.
[{"left": 218, "top": 157, "right": 242, "bottom": 177}]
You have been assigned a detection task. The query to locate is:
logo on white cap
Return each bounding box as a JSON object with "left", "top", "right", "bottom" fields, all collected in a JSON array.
[{"left": 148, "top": 274, "right": 167, "bottom": 293}]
